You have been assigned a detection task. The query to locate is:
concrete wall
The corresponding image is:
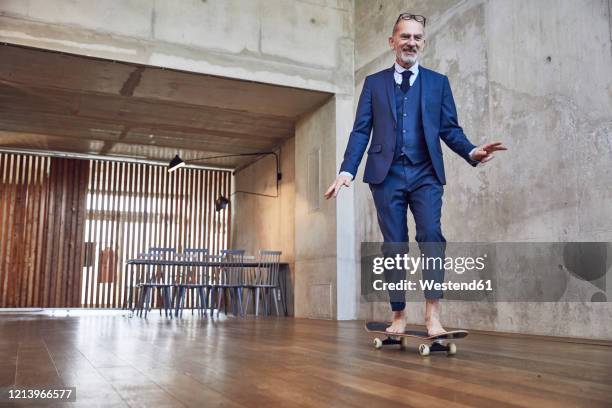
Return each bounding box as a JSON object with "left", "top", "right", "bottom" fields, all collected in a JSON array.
[
  {"left": 1, "top": 0, "right": 357, "bottom": 320},
  {"left": 0, "top": 0, "right": 354, "bottom": 94},
  {"left": 231, "top": 91, "right": 358, "bottom": 321},
  {"left": 231, "top": 138, "right": 296, "bottom": 314},
  {"left": 294, "top": 97, "right": 338, "bottom": 319},
  {"left": 354, "top": 0, "right": 612, "bottom": 339},
  {"left": 6, "top": 0, "right": 608, "bottom": 338},
  {"left": 232, "top": 139, "right": 295, "bottom": 261}
]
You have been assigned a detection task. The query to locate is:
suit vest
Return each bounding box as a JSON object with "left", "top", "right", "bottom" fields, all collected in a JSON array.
[{"left": 393, "top": 74, "right": 429, "bottom": 164}]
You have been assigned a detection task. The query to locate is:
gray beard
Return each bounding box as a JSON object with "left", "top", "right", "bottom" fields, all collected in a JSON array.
[{"left": 398, "top": 51, "right": 418, "bottom": 66}]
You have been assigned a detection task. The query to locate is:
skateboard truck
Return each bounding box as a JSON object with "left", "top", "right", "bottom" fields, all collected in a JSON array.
[{"left": 373, "top": 336, "right": 457, "bottom": 356}]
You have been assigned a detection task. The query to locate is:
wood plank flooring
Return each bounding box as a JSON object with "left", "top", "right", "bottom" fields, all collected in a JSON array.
[{"left": 0, "top": 312, "right": 611, "bottom": 407}]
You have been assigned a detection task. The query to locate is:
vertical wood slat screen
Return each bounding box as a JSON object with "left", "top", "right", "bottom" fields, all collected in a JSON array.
[
  {"left": 0, "top": 154, "right": 89, "bottom": 307},
  {"left": 0, "top": 152, "right": 231, "bottom": 308},
  {"left": 84, "top": 160, "right": 231, "bottom": 308}
]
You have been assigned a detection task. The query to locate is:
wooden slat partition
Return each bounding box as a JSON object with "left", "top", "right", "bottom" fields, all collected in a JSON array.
[
  {"left": 0, "top": 152, "right": 232, "bottom": 308},
  {"left": 82, "top": 161, "right": 231, "bottom": 308},
  {"left": 84, "top": 161, "right": 232, "bottom": 309},
  {"left": 0, "top": 154, "right": 88, "bottom": 307}
]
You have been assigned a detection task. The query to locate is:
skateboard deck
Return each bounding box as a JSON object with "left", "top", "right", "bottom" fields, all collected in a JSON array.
[{"left": 365, "top": 321, "right": 468, "bottom": 355}]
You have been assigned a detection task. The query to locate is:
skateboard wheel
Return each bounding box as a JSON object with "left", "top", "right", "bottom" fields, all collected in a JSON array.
[
  {"left": 373, "top": 338, "right": 383, "bottom": 349},
  {"left": 400, "top": 337, "right": 410, "bottom": 350},
  {"left": 447, "top": 342, "right": 457, "bottom": 355},
  {"left": 418, "top": 344, "right": 430, "bottom": 356}
]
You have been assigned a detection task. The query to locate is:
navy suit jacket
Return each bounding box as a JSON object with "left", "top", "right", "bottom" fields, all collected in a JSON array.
[{"left": 339, "top": 65, "right": 478, "bottom": 185}]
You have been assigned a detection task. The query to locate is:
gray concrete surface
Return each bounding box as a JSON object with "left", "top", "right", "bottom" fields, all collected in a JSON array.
[
  {"left": 0, "top": 0, "right": 354, "bottom": 94},
  {"left": 354, "top": 0, "right": 612, "bottom": 339},
  {"left": 231, "top": 138, "right": 296, "bottom": 315},
  {"left": 1, "top": 0, "right": 611, "bottom": 338},
  {"left": 0, "top": 0, "right": 356, "bottom": 320}
]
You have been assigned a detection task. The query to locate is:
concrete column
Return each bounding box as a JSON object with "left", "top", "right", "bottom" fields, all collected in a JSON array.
[
  {"left": 335, "top": 94, "right": 359, "bottom": 320},
  {"left": 294, "top": 97, "right": 338, "bottom": 319}
]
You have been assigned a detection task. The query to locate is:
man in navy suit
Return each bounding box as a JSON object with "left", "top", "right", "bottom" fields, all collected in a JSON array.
[{"left": 325, "top": 13, "right": 506, "bottom": 335}]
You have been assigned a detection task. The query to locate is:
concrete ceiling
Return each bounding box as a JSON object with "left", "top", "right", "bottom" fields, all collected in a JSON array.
[{"left": 0, "top": 44, "right": 332, "bottom": 169}]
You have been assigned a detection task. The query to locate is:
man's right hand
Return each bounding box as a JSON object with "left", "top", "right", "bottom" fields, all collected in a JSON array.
[{"left": 324, "top": 174, "right": 352, "bottom": 199}]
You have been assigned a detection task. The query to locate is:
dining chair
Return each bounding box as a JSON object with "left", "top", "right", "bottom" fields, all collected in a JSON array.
[
  {"left": 136, "top": 252, "right": 173, "bottom": 318},
  {"left": 212, "top": 249, "right": 246, "bottom": 317},
  {"left": 174, "top": 248, "right": 209, "bottom": 317},
  {"left": 244, "top": 250, "right": 282, "bottom": 317}
]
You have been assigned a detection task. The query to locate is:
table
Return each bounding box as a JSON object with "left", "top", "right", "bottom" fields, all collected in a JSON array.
[{"left": 124, "top": 258, "right": 289, "bottom": 316}]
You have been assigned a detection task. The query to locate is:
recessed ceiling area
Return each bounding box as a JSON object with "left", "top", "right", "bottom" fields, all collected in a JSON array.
[{"left": 0, "top": 44, "right": 332, "bottom": 169}]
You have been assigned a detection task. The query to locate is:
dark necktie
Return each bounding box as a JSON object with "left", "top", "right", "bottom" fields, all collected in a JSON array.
[{"left": 400, "top": 70, "right": 412, "bottom": 93}]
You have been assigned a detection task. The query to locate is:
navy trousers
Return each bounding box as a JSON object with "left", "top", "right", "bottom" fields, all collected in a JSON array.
[{"left": 369, "top": 156, "right": 446, "bottom": 311}]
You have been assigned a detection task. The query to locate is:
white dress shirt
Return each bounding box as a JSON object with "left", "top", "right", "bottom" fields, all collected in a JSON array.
[{"left": 394, "top": 61, "right": 419, "bottom": 87}]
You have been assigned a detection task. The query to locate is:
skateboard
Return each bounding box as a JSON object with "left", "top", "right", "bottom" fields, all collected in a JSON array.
[{"left": 365, "top": 321, "right": 468, "bottom": 356}]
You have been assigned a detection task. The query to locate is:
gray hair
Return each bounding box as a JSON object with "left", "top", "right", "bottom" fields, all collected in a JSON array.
[{"left": 392, "top": 14, "right": 426, "bottom": 36}]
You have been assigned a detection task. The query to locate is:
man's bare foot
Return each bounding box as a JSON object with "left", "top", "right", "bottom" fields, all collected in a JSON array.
[
  {"left": 425, "top": 299, "right": 447, "bottom": 337},
  {"left": 426, "top": 319, "right": 446, "bottom": 337},
  {"left": 385, "top": 310, "right": 407, "bottom": 334}
]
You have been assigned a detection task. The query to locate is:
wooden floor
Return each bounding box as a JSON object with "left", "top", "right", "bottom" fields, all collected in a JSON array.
[{"left": 1, "top": 312, "right": 611, "bottom": 408}]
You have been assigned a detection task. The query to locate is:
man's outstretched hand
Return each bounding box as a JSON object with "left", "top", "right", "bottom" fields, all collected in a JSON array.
[
  {"left": 470, "top": 141, "right": 507, "bottom": 163},
  {"left": 324, "top": 174, "right": 352, "bottom": 199}
]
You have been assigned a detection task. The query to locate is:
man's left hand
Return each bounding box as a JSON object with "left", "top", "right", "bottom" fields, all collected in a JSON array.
[{"left": 470, "top": 141, "right": 507, "bottom": 163}]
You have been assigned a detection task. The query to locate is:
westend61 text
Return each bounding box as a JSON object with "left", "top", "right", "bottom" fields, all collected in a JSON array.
[{"left": 372, "top": 279, "right": 493, "bottom": 292}]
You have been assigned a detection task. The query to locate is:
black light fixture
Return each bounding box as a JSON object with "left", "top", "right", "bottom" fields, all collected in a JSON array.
[
  {"left": 168, "top": 152, "right": 282, "bottom": 212},
  {"left": 215, "top": 196, "right": 230, "bottom": 212},
  {"left": 168, "top": 154, "right": 185, "bottom": 172}
]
